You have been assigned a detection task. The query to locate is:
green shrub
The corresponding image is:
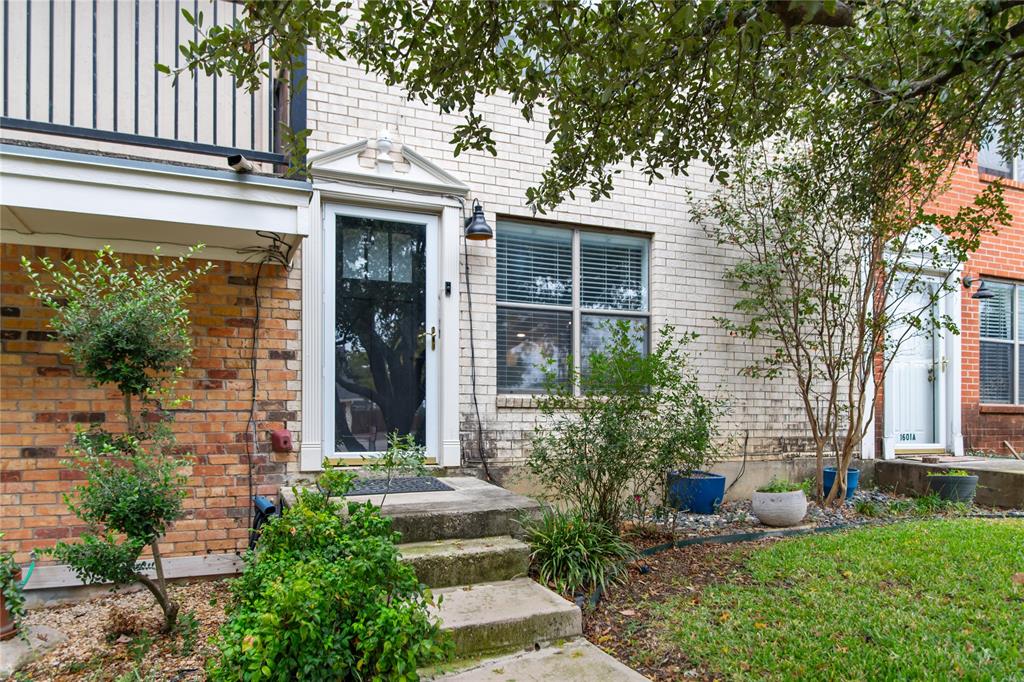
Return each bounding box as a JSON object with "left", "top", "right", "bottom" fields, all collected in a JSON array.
[
  {"left": 529, "top": 322, "right": 726, "bottom": 528},
  {"left": 0, "top": 534, "right": 27, "bottom": 640},
  {"left": 524, "top": 508, "right": 636, "bottom": 596},
  {"left": 23, "top": 246, "right": 213, "bottom": 632},
  {"left": 317, "top": 458, "right": 358, "bottom": 499},
  {"left": 756, "top": 479, "right": 803, "bottom": 493},
  {"left": 22, "top": 246, "right": 212, "bottom": 419},
  {"left": 208, "top": 491, "right": 450, "bottom": 681},
  {"left": 887, "top": 499, "right": 914, "bottom": 515}
]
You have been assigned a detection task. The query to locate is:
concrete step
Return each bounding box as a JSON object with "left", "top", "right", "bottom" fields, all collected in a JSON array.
[
  {"left": 431, "top": 578, "right": 581, "bottom": 659},
  {"left": 399, "top": 536, "right": 530, "bottom": 588},
  {"left": 428, "top": 638, "right": 650, "bottom": 681},
  {"left": 281, "top": 476, "right": 542, "bottom": 543}
]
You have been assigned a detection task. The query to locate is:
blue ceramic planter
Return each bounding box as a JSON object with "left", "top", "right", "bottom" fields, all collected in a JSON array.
[
  {"left": 667, "top": 471, "right": 726, "bottom": 514},
  {"left": 823, "top": 466, "right": 860, "bottom": 500}
]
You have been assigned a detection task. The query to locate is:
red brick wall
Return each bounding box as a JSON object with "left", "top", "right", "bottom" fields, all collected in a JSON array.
[
  {"left": 0, "top": 244, "right": 302, "bottom": 563},
  {"left": 932, "top": 166, "right": 1024, "bottom": 456}
]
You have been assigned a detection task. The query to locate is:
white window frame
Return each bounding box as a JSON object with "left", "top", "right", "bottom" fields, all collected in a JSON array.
[
  {"left": 978, "top": 139, "right": 1024, "bottom": 181},
  {"left": 979, "top": 279, "right": 1023, "bottom": 405},
  {"left": 495, "top": 221, "right": 651, "bottom": 395}
]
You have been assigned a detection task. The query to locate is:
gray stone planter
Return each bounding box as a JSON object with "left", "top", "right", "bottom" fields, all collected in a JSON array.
[
  {"left": 926, "top": 474, "right": 979, "bottom": 503},
  {"left": 751, "top": 490, "right": 808, "bottom": 527}
]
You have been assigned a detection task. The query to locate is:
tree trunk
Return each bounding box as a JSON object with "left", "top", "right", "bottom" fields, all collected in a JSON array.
[
  {"left": 146, "top": 540, "right": 179, "bottom": 632},
  {"left": 123, "top": 393, "right": 135, "bottom": 435}
]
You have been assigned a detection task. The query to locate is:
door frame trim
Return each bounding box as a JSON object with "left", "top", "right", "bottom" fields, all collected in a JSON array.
[
  {"left": 877, "top": 273, "right": 964, "bottom": 460},
  {"left": 300, "top": 183, "right": 464, "bottom": 471},
  {"left": 322, "top": 203, "right": 440, "bottom": 463}
]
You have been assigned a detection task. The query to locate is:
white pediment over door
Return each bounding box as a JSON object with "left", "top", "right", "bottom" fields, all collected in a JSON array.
[{"left": 309, "top": 134, "right": 469, "bottom": 197}]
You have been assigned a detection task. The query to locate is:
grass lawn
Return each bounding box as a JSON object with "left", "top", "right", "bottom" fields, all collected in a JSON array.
[{"left": 654, "top": 519, "right": 1024, "bottom": 681}]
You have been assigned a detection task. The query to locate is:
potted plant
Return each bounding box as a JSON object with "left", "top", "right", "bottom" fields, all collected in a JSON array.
[
  {"left": 823, "top": 465, "right": 861, "bottom": 501},
  {"left": 926, "top": 469, "right": 978, "bottom": 503},
  {"left": 751, "top": 479, "right": 808, "bottom": 527},
  {"left": 1, "top": 536, "right": 27, "bottom": 641},
  {"left": 667, "top": 470, "right": 727, "bottom": 515}
]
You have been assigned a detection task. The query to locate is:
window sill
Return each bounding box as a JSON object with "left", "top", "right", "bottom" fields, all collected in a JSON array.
[
  {"left": 979, "top": 403, "right": 1024, "bottom": 415},
  {"left": 495, "top": 393, "right": 544, "bottom": 409},
  {"left": 496, "top": 394, "right": 544, "bottom": 409},
  {"left": 978, "top": 172, "right": 1024, "bottom": 192}
]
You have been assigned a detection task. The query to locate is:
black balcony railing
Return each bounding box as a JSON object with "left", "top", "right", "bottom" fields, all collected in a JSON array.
[{"left": 0, "top": 0, "right": 304, "bottom": 167}]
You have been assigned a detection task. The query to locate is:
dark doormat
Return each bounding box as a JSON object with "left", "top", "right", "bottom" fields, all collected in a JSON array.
[{"left": 344, "top": 476, "right": 454, "bottom": 496}]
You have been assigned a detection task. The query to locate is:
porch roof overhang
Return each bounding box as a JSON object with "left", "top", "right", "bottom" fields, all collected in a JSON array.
[{"left": 0, "top": 144, "right": 312, "bottom": 262}]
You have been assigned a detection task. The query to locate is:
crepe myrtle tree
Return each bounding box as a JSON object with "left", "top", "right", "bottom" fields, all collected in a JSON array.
[
  {"left": 691, "top": 143, "right": 1010, "bottom": 505},
  {"left": 22, "top": 246, "right": 214, "bottom": 631},
  {"left": 170, "top": 1, "right": 1023, "bottom": 213}
]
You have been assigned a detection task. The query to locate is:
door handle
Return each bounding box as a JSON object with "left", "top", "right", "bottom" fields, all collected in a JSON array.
[
  {"left": 941, "top": 356, "right": 947, "bottom": 372},
  {"left": 418, "top": 326, "right": 437, "bottom": 350}
]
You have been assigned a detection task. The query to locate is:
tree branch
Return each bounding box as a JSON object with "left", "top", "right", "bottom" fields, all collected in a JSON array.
[
  {"left": 766, "top": 0, "right": 855, "bottom": 29},
  {"left": 885, "top": 17, "right": 1024, "bottom": 100}
]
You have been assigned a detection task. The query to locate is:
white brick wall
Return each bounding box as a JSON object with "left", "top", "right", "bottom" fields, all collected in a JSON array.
[{"left": 304, "top": 51, "right": 815, "bottom": 465}]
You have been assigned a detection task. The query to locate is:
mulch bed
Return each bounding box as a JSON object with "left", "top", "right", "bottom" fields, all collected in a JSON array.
[
  {"left": 585, "top": 539, "right": 778, "bottom": 681},
  {"left": 13, "top": 579, "right": 231, "bottom": 682}
]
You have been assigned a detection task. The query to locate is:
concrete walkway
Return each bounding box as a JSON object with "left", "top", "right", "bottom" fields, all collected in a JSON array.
[{"left": 433, "top": 638, "right": 649, "bottom": 681}]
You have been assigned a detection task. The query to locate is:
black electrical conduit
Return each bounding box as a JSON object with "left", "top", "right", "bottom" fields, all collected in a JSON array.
[{"left": 587, "top": 510, "right": 1024, "bottom": 608}]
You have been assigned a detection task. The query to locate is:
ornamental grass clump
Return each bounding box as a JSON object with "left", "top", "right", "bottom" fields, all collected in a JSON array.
[
  {"left": 524, "top": 508, "right": 635, "bottom": 596},
  {"left": 22, "top": 245, "right": 213, "bottom": 632},
  {"left": 208, "top": 486, "right": 450, "bottom": 681}
]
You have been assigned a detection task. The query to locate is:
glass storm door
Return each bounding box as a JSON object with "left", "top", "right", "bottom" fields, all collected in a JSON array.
[
  {"left": 889, "top": 277, "right": 943, "bottom": 449},
  {"left": 328, "top": 206, "right": 437, "bottom": 458}
]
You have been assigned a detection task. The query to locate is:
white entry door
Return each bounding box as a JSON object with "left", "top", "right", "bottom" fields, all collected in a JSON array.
[
  {"left": 323, "top": 204, "right": 439, "bottom": 461},
  {"left": 888, "top": 278, "right": 945, "bottom": 451}
]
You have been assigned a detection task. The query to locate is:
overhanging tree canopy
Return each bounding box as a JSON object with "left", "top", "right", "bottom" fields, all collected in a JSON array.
[{"left": 176, "top": 0, "right": 1023, "bottom": 210}]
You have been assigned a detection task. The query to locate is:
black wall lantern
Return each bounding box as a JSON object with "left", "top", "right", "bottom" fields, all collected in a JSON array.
[
  {"left": 464, "top": 198, "right": 493, "bottom": 241},
  {"left": 963, "top": 276, "right": 995, "bottom": 300}
]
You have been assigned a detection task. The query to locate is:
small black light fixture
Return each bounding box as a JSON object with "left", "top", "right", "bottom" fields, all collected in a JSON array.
[
  {"left": 963, "top": 276, "right": 995, "bottom": 300},
  {"left": 464, "top": 198, "right": 494, "bottom": 241}
]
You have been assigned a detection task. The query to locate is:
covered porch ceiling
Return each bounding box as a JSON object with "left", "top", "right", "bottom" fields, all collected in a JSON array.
[{"left": 0, "top": 144, "right": 312, "bottom": 263}]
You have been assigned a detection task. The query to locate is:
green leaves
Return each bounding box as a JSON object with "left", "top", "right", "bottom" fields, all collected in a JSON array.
[
  {"left": 21, "top": 245, "right": 214, "bottom": 405},
  {"left": 62, "top": 430, "right": 188, "bottom": 546},
  {"left": 0, "top": 534, "right": 27, "bottom": 639},
  {"left": 24, "top": 246, "right": 206, "bottom": 632},
  {"left": 529, "top": 321, "right": 726, "bottom": 528},
  {"left": 525, "top": 509, "right": 635, "bottom": 596},
  {"left": 208, "top": 492, "right": 451, "bottom": 681},
  {"left": 173, "top": 1, "right": 1021, "bottom": 215}
]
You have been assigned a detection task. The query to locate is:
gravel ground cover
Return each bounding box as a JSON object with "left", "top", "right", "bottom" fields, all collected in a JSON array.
[{"left": 11, "top": 580, "right": 231, "bottom": 682}]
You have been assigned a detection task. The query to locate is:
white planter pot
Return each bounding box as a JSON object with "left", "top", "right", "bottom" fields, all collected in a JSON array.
[{"left": 751, "top": 490, "right": 808, "bottom": 528}]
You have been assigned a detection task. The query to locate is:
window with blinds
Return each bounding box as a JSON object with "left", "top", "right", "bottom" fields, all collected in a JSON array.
[
  {"left": 495, "top": 221, "right": 650, "bottom": 393},
  {"left": 978, "top": 280, "right": 1022, "bottom": 404},
  {"left": 580, "top": 232, "right": 648, "bottom": 311}
]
